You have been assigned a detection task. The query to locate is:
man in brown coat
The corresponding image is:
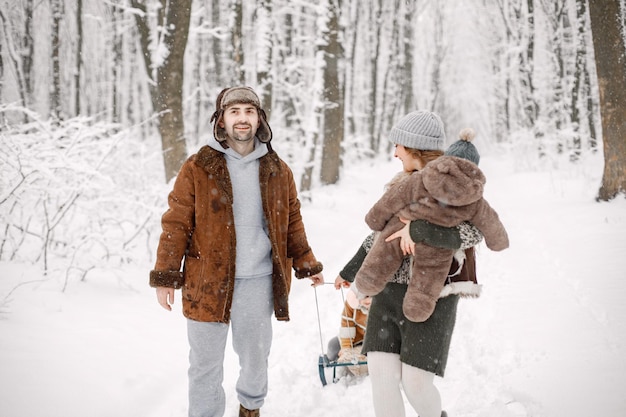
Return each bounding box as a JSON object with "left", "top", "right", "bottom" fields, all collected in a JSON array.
[{"left": 150, "top": 87, "right": 324, "bottom": 417}]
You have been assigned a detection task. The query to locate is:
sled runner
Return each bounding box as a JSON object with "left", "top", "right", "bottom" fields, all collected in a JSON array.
[
  {"left": 317, "top": 352, "right": 368, "bottom": 386},
  {"left": 313, "top": 284, "right": 368, "bottom": 386}
]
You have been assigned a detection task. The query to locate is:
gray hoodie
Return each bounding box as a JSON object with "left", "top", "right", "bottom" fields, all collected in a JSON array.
[{"left": 208, "top": 136, "right": 273, "bottom": 279}]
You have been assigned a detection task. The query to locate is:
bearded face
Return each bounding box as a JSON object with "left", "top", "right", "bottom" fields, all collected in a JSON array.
[{"left": 220, "top": 103, "right": 261, "bottom": 143}]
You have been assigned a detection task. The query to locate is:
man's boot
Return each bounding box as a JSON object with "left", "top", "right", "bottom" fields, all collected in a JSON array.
[{"left": 239, "top": 404, "right": 260, "bottom": 417}]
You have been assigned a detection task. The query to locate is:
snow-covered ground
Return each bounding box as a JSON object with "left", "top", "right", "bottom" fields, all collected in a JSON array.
[{"left": 1, "top": 149, "right": 625, "bottom": 417}]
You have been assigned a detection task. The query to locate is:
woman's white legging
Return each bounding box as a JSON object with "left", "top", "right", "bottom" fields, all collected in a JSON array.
[{"left": 368, "top": 351, "right": 442, "bottom": 417}]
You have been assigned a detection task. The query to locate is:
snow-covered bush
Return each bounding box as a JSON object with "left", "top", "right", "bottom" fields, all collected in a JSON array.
[{"left": 0, "top": 112, "right": 167, "bottom": 287}]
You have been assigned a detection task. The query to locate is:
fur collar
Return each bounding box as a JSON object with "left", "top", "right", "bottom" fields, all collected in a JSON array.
[{"left": 194, "top": 144, "right": 282, "bottom": 175}]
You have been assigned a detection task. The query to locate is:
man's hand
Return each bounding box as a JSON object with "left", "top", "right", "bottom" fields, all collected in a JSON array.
[
  {"left": 385, "top": 217, "right": 416, "bottom": 256},
  {"left": 156, "top": 287, "right": 175, "bottom": 311},
  {"left": 309, "top": 273, "right": 325, "bottom": 287},
  {"left": 334, "top": 275, "right": 351, "bottom": 290}
]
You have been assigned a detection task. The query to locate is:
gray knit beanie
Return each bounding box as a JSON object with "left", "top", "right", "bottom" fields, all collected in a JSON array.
[
  {"left": 445, "top": 128, "right": 480, "bottom": 165},
  {"left": 388, "top": 110, "right": 446, "bottom": 151}
]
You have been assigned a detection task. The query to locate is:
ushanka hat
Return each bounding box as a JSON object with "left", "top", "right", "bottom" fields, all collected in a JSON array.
[
  {"left": 388, "top": 110, "right": 446, "bottom": 151},
  {"left": 445, "top": 127, "right": 480, "bottom": 165},
  {"left": 210, "top": 86, "right": 273, "bottom": 145}
]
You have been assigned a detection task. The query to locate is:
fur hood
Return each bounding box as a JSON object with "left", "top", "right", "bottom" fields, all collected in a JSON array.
[{"left": 421, "top": 156, "right": 486, "bottom": 207}]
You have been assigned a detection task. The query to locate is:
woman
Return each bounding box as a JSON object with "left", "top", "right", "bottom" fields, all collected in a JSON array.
[
  {"left": 354, "top": 126, "right": 508, "bottom": 322},
  {"left": 335, "top": 111, "right": 490, "bottom": 417}
]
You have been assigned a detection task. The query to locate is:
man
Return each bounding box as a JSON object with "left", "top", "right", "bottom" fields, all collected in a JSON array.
[{"left": 150, "top": 86, "right": 324, "bottom": 417}]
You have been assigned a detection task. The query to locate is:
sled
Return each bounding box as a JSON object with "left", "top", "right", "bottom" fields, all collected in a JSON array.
[
  {"left": 313, "top": 284, "right": 368, "bottom": 386},
  {"left": 317, "top": 353, "right": 368, "bottom": 386}
]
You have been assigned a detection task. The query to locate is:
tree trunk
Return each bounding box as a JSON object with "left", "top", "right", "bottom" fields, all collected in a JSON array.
[
  {"left": 192, "top": 13, "right": 204, "bottom": 140},
  {"left": 429, "top": 0, "right": 445, "bottom": 114},
  {"left": 368, "top": 0, "right": 383, "bottom": 152},
  {"left": 345, "top": 0, "right": 359, "bottom": 136},
  {"left": 131, "top": 0, "right": 191, "bottom": 182},
  {"left": 278, "top": 11, "right": 297, "bottom": 129},
  {"left": 520, "top": 0, "right": 538, "bottom": 129},
  {"left": 111, "top": 5, "right": 122, "bottom": 123},
  {"left": 74, "top": 0, "right": 83, "bottom": 116},
  {"left": 0, "top": 31, "right": 3, "bottom": 120},
  {"left": 256, "top": 0, "right": 273, "bottom": 119},
  {"left": 0, "top": 10, "right": 28, "bottom": 123},
  {"left": 493, "top": 0, "right": 513, "bottom": 139},
  {"left": 211, "top": 0, "right": 224, "bottom": 87},
  {"left": 156, "top": 0, "right": 192, "bottom": 183},
  {"left": 230, "top": 0, "right": 245, "bottom": 85},
  {"left": 22, "top": 0, "right": 34, "bottom": 107},
  {"left": 540, "top": 0, "right": 569, "bottom": 135},
  {"left": 570, "top": 0, "right": 587, "bottom": 161},
  {"left": 588, "top": 0, "right": 626, "bottom": 200},
  {"left": 584, "top": 66, "right": 598, "bottom": 151},
  {"left": 401, "top": 1, "right": 415, "bottom": 116},
  {"left": 50, "top": 0, "right": 63, "bottom": 121},
  {"left": 320, "top": 0, "right": 343, "bottom": 185},
  {"left": 130, "top": 0, "right": 158, "bottom": 110},
  {"left": 378, "top": 0, "right": 401, "bottom": 145}
]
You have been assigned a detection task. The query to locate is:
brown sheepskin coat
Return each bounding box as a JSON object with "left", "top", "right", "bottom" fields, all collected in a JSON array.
[
  {"left": 149, "top": 145, "right": 323, "bottom": 323},
  {"left": 354, "top": 156, "right": 509, "bottom": 322}
]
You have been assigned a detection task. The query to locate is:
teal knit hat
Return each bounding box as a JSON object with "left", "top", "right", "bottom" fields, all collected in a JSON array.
[
  {"left": 388, "top": 110, "right": 446, "bottom": 151},
  {"left": 445, "top": 128, "right": 480, "bottom": 165}
]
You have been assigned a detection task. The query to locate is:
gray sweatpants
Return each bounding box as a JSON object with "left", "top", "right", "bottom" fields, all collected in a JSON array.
[{"left": 187, "top": 276, "right": 274, "bottom": 417}]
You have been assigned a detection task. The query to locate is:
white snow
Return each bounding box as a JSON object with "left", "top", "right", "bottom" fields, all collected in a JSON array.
[{"left": 1, "top": 148, "right": 625, "bottom": 417}]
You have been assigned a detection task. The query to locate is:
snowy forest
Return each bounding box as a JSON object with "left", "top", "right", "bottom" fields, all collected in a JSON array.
[
  {"left": 2, "top": 2, "right": 626, "bottom": 416},
  {"left": 1, "top": 0, "right": 626, "bottom": 279}
]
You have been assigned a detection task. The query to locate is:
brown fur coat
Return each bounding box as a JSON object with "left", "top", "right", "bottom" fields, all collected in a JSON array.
[
  {"left": 354, "top": 156, "right": 508, "bottom": 322},
  {"left": 149, "top": 145, "right": 323, "bottom": 323}
]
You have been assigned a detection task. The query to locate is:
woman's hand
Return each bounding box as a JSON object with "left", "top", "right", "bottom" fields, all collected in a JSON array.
[
  {"left": 385, "top": 217, "right": 416, "bottom": 256},
  {"left": 334, "top": 275, "right": 351, "bottom": 290}
]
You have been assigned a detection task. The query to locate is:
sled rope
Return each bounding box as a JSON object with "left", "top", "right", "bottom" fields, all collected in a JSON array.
[
  {"left": 313, "top": 285, "right": 325, "bottom": 355},
  {"left": 313, "top": 283, "right": 346, "bottom": 355}
]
